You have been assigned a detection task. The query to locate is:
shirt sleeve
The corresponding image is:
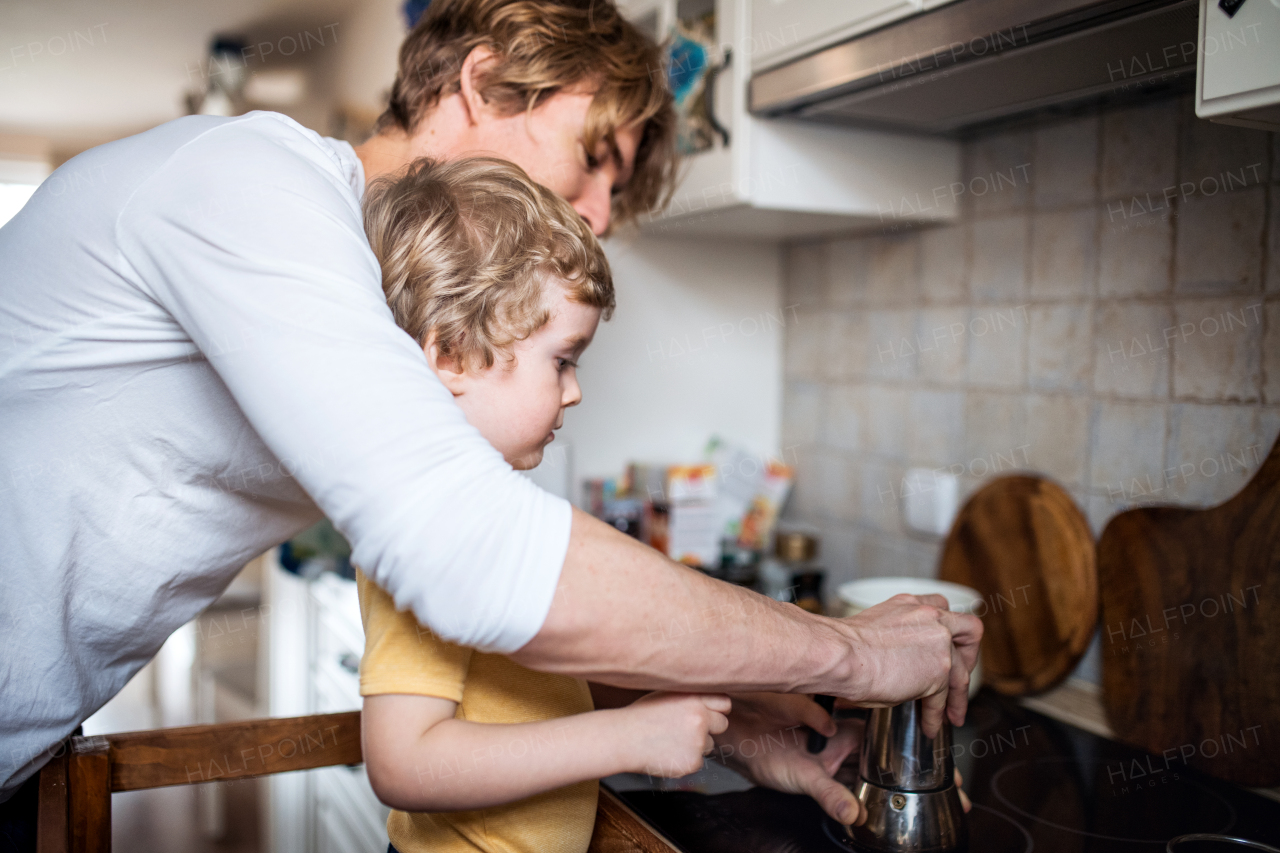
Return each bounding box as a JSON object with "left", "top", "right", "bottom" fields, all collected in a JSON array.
[
  {"left": 114, "top": 114, "right": 571, "bottom": 653},
  {"left": 356, "top": 569, "right": 472, "bottom": 701}
]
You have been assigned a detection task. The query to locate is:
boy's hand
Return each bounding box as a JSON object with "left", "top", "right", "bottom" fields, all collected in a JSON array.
[{"left": 620, "top": 692, "right": 731, "bottom": 778}]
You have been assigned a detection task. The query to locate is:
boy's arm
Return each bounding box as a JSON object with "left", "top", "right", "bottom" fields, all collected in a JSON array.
[{"left": 362, "top": 692, "right": 730, "bottom": 812}]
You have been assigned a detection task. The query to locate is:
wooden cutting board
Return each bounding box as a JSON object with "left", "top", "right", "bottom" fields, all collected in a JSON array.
[
  {"left": 939, "top": 476, "right": 1097, "bottom": 696},
  {"left": 1098, "top": 436, "right": 1280, "bottom": 786}
]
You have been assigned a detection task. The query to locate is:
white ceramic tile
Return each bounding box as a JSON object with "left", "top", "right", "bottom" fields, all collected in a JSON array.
[
  {"left": 1098, "top": 208, "right": 1173, "bottom": 297},
  {"left": 788, "top": 448, "right": 849, "bottom": 522},
  {"left": 1164, "top": 403, "right": 1261, "bottom": 507},
  {"left": 787, "top": 446, "right": 825, "bottom": 520},
  {"left": 822, "top": 384, "right": 866, "bottom": 452},
  {"left": 967, "top": 304, "right": 1028, "bottom": 388},
  {"left": 1174, "top": 186, "right": 1266, "bottom": 294},
  {"left": 1179, "top": 106, "right": 1271, "bottom": 193},
  {"left": 864, "top": 309, "right": 919, "bottom": 381},
  {"left": 784, "top": 242, "right": 827, "bottom": 308},
  {"left": 920, "top": 225, "right": 967, "bottom": 303},
  {"left": 782, "top": 381, "right": 825, "bottom": 448},
  {"left": 1093, "top": 302, "right": 1173, "bottom": 398},
  {"left": 1033, "top": 114, "right": 1099, "bottom": 209},
  {"left": 818, "top": 522, "right": 860, "bottom": 594},
  {"left": 853, "top": 532, "right": 897, "bottom": 580},
  {"left": 1028, "top": 303, "right": 1092, "bottom": 392},
  {"left": 813, "top": 449, "right": 861, "bottom": 523},
  {"left": 1030, "top": 208, "right": 1099, "bottom": 300},
  {"left": 825, "top": 311, "right": 867, "bottom": 381},
  {"left": 1085, "top": 492, "right": 1121, "bottom": 538},
  {"left": 859, "top": 458, "right": 905, "bottom": 533},
  {"left": 969, "top": 216, "right": 1028, "bottom": 303},
  {"left": 1267, "top": 200, "right": 1280, "bottom": 295},
  {"left": 1172, "top": 298, "right": 1263, "bottom": 401},
  {"left": 1266, "top": 303, "right": 1280, "bottom": 405},
  {"left": 1024, "top": 394, "right": 1085, "bottom": 484},
  {"left": 863, "top": 232, "right": 920, "bottom": 307},
  {"left": 1100, "top": 99, "right": 1179, "bottom": 199},
  {"left": 865, "top": 385, "right": 910, "bottom": 460},
  {"left": 907, "top": 390, "right": 966, "bottom": 468},
  {"left": 965, "top": 128, "right": 1034, "bottom": 216},
  {"left": 917, "top": 306, "right": 969, "bottom": 383},
  {"left": 827, "top": 237, "right": 869, "bottom": 308},
  {"left": 1260, "top": 407, "right": 1280, "bottom": 458},
  {"left": 963, "top": 391, "right": 1029, "bottom": 477},
  {"left": 1089, "top": 400, "right": 1167, "bottom": 499},
  {"left": 784, "top": 308, "right": 828, "bottom": 379}
]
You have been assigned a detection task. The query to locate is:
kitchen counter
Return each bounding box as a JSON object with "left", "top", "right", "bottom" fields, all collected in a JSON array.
[{"left": 604, "top": 690, "right": 1280, "bottom": 852}]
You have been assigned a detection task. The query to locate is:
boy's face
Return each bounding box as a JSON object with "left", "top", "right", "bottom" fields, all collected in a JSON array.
[{"left": 431, "top": 285, "right": 601, "bottom": 470}]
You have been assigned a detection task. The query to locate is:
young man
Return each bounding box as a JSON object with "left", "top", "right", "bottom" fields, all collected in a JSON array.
[{"left": 0, "top": 1, "right": 980, "bottom": 847}]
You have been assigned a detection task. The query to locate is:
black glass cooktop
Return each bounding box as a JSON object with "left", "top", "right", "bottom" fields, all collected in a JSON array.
[{"left": 603, "top": 691, "right": 1280, "bottom": 853}]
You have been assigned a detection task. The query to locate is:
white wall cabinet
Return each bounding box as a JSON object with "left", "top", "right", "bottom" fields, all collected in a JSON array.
[
  {"left": 265, "top": 560, "right": 389, "bottom": 853},
  {"left": 619, "top": 0, "right": 960, "bottom": 240},
  {"left": 1196, "top": 0, "right": 1280, "bottom": 130}
]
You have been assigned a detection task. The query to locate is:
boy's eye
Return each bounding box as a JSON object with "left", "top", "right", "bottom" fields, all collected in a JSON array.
[
  {"left": 584, "top": 152, "right": 600, "bottom": 170},
  {"left": 557, "top": 357, "right": 578, "bottom": 372}
]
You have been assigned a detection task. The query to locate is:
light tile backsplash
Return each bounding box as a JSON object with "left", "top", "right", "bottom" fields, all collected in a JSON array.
[{"left": 780, "top": 96, "right": 1278, "bottom": 683}]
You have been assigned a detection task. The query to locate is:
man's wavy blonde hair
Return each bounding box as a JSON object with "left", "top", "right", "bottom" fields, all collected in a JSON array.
[
  {"left": 363, "top": 157, "right": 614, "bottom": 371},
  {"left": 377, "top": 0, "right": 676, "bottom": 229}
]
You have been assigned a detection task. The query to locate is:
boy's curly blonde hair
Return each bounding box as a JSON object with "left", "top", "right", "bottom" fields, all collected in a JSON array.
[{"left": 363, "top": 156, "right": 614, "bottom": 371}]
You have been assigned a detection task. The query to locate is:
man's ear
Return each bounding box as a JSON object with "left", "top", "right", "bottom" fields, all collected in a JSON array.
[
  {"left": 423, "top": 331, "right": 468, "bottom": 396},
  {"left": 457, "top": 45, "right": 498, "bottom": 126}
]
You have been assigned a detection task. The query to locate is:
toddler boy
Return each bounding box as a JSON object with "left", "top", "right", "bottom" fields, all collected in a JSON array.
[{"left": 356, "top": 157, "right": 731, "bottom": 853}]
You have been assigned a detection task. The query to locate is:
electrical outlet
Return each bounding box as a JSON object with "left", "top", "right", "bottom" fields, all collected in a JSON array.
[{"left": 901, "top": 467, "right": 959, "bottom": 537}]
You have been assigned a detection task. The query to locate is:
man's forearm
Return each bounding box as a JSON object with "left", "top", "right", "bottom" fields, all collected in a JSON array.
[{"left": 510, "top": 508, "right": 869, "bottom": 698}]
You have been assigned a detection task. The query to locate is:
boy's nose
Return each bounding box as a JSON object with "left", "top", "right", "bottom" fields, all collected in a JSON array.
[{"left": 563, "top": 377, "right": 583, "bottom": 408}]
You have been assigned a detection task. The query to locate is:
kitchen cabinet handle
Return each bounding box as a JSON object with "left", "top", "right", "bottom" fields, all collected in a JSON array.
[
  {"left": 338, "top": 653, "right": 360, "bottom": 675},
  {"left": 705, "top": 47, "right": 732, "bottom": 148}
]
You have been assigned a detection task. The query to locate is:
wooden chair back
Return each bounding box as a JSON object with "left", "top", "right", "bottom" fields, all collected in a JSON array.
[
  {"left": 35, "top": 709, "right": 672, "bottom": 853},
  {"left": 36, "top": 711, "right": 361, "bottom": 853}
]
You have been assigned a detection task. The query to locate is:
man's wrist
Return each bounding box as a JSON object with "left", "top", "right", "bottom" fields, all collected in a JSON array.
[{"left": 798, "top": 615, "right": 872, "bottom": 700}]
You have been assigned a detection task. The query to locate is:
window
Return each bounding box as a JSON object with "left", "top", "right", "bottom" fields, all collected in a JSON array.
[{"left": 0, "top": 183, "right": 39, "bottom": 228}]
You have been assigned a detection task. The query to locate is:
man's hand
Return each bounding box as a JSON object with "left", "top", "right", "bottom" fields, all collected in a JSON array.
[
  {"left": 842, "top": 594, "right": 983, "bottom": 738},
  {"left": 714, "top": 694, "right": 975, "bottom": 827},
  {"left": 713, "top": 693, "right": 864, "bottom": 826}
]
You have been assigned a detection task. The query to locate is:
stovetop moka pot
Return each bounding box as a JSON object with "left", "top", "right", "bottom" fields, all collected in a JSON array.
[{"left": 849, "top": 699, "right": 968, "bottom": 853}]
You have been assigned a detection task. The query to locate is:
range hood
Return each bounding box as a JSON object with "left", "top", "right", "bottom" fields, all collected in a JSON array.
[{"left": 750, "top": 0, "right": 1199, "bottom": 134}]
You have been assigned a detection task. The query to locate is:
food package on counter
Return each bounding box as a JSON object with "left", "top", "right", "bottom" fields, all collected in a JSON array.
[
  {"left": 704, "top": 437, "right": 794, "bottom": 550},
  {"left": 624, "top": 462, "right": 671, "bottom": 504},
  {"left": 738, "top": 460, "right": 794, "bottom": 551},
  {"left": 601, "top": 497, "right": 644, "bottom": 540},
  {"left": 582, "top": 478, "right": 618, "bottom": 519},
  {"left": 666, "top": 464, "right": 720, "bottom": 567}
]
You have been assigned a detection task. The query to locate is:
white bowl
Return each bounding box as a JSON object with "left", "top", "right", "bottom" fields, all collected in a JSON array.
[{"left": 836, "top": 577, "right": 984, "bottom": 696}]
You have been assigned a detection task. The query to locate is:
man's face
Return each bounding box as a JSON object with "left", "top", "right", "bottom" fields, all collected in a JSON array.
[
  {"left": 435, "top": 285, "right": 601, "bottom": 471},
  {"left": 467, "top": 91, "right": 641, "bottom": 236}
]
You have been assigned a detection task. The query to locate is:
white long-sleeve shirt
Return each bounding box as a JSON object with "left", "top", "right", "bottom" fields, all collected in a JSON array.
[{"left": 0, "top": 111, "right": 571, "bottom": 799}]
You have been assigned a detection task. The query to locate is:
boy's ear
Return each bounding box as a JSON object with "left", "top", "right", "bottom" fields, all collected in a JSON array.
[{"left": 423, "top": 332, "right": 468, "bottom": 396}]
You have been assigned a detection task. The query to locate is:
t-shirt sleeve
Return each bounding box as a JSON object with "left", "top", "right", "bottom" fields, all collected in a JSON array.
[
  {"left": 356, "top": 569, "right": 472, "bottom": 701},
  {"left": 114, "top": 114, "right": 571, "bottom": 653}
]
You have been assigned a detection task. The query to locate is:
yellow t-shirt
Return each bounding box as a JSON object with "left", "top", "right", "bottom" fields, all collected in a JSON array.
[{"left": 355, "top": 570, "right": 597, "bottom": 853}]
